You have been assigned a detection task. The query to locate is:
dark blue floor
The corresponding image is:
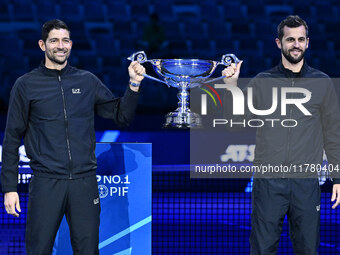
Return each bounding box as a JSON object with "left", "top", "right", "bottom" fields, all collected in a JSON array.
[
  {"left": 152, "top": 192, "right": 340, "bottom": 255},
  {"left": 1, "top": 190, "right": 339, "bottom": 254}
]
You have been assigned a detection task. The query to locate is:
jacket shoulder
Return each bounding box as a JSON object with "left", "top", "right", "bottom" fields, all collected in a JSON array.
[
  {"left": 305, "top": 66, "right": 330, "bottom": 78},
  {"left": 16, "top": 67, "right": 41, "bottom": 84},
  {"left": 68, "top": 66, "right": 103, "bottom": 87},
  {"left": 254, "top": 66, "right": 281, "bottom": 78},
  {"left": 68, "top": 66, "right": 99, "bottom": 79},
  {"left": 10, "top": 69, "right": 41, "bottom": 93}
]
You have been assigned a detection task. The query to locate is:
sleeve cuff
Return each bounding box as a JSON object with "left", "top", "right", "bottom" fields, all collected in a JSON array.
[
  {"left": 332, "top": 178, "right": 340, "bottom": 185},
  {"left": 127, "top": 85, "right": 141, "bottom": 95},
  {"left": 1, "top": 186, "right": 17, "bottom": 193}
]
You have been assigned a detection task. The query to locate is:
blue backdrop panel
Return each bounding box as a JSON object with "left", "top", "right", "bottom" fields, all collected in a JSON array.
[{"left": 55, "top": 143, "right": 152, "bottom": 255}]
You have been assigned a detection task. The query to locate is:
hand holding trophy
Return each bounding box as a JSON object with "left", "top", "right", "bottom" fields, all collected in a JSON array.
[{"left": 128, "top": 51, "right": 240, "bottom": 128}]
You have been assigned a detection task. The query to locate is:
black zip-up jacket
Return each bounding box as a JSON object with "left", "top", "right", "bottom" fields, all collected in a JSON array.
[
  {"left": 1, "top": 61, "right": 139, "bottom": 192},
  {"left": 224, "top": 61, "right": 340, "bottom": 183}
]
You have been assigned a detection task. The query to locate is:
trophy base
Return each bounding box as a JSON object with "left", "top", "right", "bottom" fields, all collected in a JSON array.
[{"left": 163, "top": 111, "right": 202, "bottom": 129}]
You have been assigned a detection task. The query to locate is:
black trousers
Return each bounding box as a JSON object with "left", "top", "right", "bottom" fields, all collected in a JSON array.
[
  {"left": 26, "top": 175, "right": 101, "bottom": 255},
  {"left": 250, "top": 178, "right": 320, "bottom": 255}
]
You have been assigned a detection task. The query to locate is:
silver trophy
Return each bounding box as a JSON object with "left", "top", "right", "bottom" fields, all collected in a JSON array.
[{"left": 128, "top": 51, "right": 240, "bottom": 128}]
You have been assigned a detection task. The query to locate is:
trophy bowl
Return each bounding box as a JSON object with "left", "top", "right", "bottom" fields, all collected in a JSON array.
[{"left": 128, "top": 51, "right": 240, "bottom": 129}]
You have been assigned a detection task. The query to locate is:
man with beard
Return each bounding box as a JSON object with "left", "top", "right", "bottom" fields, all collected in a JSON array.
[
  {"left": 1, "top": 19, "right": 145, "bottom": 254},
  {"left": 223, "top": 15, "right": 340, "bottom": 254}
]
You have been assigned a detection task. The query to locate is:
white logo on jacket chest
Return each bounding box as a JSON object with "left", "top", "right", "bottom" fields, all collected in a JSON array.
[{"left": 72, "top": 88, "right": 81, "bottom": 94}]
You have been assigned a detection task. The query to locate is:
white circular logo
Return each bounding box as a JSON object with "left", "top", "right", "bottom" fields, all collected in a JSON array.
[{"left": 98, "top": 185, "right": 109, "bottom": 199}]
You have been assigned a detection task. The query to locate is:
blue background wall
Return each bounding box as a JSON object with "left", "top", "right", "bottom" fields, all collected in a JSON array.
[{"left": 1, "top": 0, "right": 340, "bottom": 254}]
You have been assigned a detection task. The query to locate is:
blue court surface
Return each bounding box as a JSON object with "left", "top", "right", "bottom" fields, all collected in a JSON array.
[{"left": 1, "top": 187, "right": 339, "bottom": 254}]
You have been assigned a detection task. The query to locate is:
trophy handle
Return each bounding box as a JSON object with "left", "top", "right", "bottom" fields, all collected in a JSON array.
[
  {"left": 127, "top": 51, "right": 169, "bottom": 87},
  {"left": 220, "top": 54, "right": 240, "bottom": 66},
  {"left": 207, "top": 54, "right": 241, "bottom": 84}
]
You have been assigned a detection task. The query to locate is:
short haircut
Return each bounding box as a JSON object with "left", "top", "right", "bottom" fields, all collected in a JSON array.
[
  {"left": 41, "top": 19, "right": 70, "bottom": 42},
  {"left": 277, "top": 15, "right": 308, "bottom": 41}
]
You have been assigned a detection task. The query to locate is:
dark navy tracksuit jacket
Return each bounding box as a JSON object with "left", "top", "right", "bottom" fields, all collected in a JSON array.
[{"left": 1, "top": 61, "right": 139, "bottom": 192}]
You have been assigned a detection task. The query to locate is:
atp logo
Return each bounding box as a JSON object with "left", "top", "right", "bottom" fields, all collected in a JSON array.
[{"left": 200, "top": 84, "right": 223, "bottom": 115}]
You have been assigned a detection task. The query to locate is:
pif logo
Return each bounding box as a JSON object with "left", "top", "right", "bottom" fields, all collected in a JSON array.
[{"left": 98, "top": 184, "right": 109, "bottom": 198}]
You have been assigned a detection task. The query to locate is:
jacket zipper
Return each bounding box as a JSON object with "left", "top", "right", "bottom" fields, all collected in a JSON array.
[
  {"left": 284, "top": 79, "right": 295, "bottom": 177},
  {"left": 58, "top": 75, "right": 73, "bottom": 179}
]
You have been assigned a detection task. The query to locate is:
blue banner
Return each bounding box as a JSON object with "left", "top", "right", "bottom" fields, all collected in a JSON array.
[{"left": 55, "top": 143, "right": 152, "bottom": 255}]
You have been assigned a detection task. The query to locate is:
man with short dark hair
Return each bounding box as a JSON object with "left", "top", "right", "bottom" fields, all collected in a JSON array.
[
  {"left": 1, "top": 19, "right": 145, "bottom": 255},
  {"left": 223, "top": 15, "right": 340, "bottom": 254}
]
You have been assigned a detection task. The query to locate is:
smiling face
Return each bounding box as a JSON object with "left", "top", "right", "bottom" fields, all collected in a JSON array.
[
  {"left": 276, "top": 25, "right": 309, "bottom": 65},
  {"left": 39, "top": 28, "right": 72, "bottom": 70}
]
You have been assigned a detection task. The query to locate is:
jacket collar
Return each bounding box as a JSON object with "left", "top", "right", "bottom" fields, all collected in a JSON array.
[
  {"left": 39, "top": 60, "right": 71, "bottom": 77},
  {"left": 277, "top": 59, "right": 309, "bottom": 78}
]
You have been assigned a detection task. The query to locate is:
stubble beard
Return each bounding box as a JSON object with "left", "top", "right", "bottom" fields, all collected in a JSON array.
[
  {"left": 46, "top": 49, "right": 70, "bottom": 65},
  {"left": 282, "top": 47, "right": 305, "bottom": 64}
]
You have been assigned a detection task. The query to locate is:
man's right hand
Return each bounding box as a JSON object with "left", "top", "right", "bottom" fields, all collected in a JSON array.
[
  {"left": 4, "top": 192, "right": 21, "bottom": 217},
  {"left": 222, "top": 60, "right": 243, "bottom": 86}
]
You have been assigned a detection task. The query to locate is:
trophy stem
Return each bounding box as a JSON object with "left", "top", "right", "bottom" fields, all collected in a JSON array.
[
  {"left": 163, "top": 82, "right": 202, "bottom": 129},
  {"left": 177, "top": 82, "right": 189, "bottom": 114}
]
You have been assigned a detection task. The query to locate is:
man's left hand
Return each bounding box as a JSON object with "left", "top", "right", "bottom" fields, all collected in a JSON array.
[
  {"left": 331, "top": 184, "right": 340, "bottom": 209},
  {"left": 128, "top": 61, "right": 145, "bottom": 92}
]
